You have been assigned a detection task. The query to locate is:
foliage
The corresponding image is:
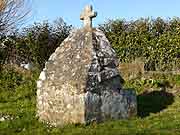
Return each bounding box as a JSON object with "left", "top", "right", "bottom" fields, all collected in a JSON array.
[
  {"left": 0, "top": 18, "right": 72, "bottom": 69},
  {"left": 99, "top": 17, "right": 180, "bottom": 71},
  {"left": 1, "top": 17, "right": 180, "bottom": 71},
  {"left": 0, "top": 35, "right": 18, "bottom": 64}
]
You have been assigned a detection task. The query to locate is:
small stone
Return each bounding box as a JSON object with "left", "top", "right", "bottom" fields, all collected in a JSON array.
[
  {"left": 76, "top": 54, "right": 80, "bottom": 59},
  {"left": 39, "top": 71, "right": 46, "bottom": 81},
  {"left": 67, "top": 104, "right": 71, "bottom": 109},
  {"left": 37, "top": 81, "right": 42, "bottom": 88},
  {"left": 49, "top": 53, "right": 56, "bottom": 61},
  {"left": 0, "top": 117, "right": 5, "bottom": 121}
]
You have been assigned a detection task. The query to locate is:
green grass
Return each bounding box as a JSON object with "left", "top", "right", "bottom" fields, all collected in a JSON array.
[{"left": 1, "top": 67, "right": 180, "bottom": 135}]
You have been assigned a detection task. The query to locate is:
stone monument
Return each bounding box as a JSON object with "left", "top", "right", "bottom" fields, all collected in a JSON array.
[{"left": 37, "top": 5, "right": 137, "bottom": 126}]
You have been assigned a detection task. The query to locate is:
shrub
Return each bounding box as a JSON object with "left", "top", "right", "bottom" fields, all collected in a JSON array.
[
  {"left": 99, "top": 17, "right": 180, "bottom": 71},
  {"left": 0, "top": 18, "right": 72, "bottom": 70}
]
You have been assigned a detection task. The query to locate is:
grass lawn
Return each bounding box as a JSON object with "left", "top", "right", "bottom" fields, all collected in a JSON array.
[{"left": 0, "top": 67, "right": 180, "bottom": 135}]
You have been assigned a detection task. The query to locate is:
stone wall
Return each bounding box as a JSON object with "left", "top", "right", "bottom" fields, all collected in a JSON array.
[{"left": 118, "top": 62, "right": 144, "bottom": 80}]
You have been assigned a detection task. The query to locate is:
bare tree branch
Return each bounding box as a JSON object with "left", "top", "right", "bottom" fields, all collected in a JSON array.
[{"left": 0, "top": 0, "right": 31, "bottom": 34}]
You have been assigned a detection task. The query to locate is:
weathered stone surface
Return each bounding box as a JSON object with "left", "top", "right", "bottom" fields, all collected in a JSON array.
[
  {"left": 80, "top": 5, "right": 97, "bottom": 29},
  {"left": 36, "top": 27, "right": 137, "bottom": 126}
]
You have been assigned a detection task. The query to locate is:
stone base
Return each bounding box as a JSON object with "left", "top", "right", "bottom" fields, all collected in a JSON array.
[
  {"left": 37, "top": 88, "right": 137, "bottom": 126},
  {"left": 85, "top": 89, "right": 137, "bottom": 123}
]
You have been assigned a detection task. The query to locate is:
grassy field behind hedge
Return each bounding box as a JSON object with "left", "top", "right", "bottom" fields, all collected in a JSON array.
[{"left": 1, "top": 67, "right": 180, "bottom": 135}]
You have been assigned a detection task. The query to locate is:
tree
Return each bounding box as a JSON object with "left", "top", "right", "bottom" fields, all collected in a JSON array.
[
  {"left": 17, "top": 19, "right": 72, "bottom": 69},
  {"left": 0, "top": 0, "right": 31, "bottom": 34}
]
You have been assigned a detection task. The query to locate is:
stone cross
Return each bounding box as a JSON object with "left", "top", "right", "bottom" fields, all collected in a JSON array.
[{"left": 80, "top": 5, "right": 97, "bottom": 28}]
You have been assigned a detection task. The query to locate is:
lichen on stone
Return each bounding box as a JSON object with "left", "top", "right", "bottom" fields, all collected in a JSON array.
[{"left": 37, "top": 27, "right": 137, "bottom": 126}]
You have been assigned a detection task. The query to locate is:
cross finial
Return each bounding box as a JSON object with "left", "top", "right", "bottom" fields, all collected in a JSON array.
[{"left": 80, "top": 5, "right": 97, "bottom": 29}]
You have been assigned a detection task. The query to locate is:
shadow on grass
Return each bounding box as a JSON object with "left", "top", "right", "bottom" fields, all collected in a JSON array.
[{"left": 137, "top": 90, "right": 174, "bottom": 118}]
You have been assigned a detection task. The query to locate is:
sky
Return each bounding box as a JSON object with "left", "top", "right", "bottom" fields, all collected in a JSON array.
[{"left": 27, "top": 0, "right": 180, "bottom": 28}]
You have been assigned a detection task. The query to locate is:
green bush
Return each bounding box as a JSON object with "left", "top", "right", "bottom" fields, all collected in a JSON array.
[
  {"left": 99, "top": 17, "right": 180, "bottom": 71},
  {"left": 0, "top": 18, "right": 72, "bottom": 70},
  {"left": 21, "top": 19, "right": 72, "bottom": 69},
  {"left": 1, "top": 17, "right": 180, "bottom": 72},
  {"left": 0, "top": 66, "right": 38, "bottom": 103}
]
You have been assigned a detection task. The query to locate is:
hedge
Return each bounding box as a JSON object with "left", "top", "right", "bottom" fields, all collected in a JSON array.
[{"left": 99, "top": 17, "right": 180, "bottom": 71}]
